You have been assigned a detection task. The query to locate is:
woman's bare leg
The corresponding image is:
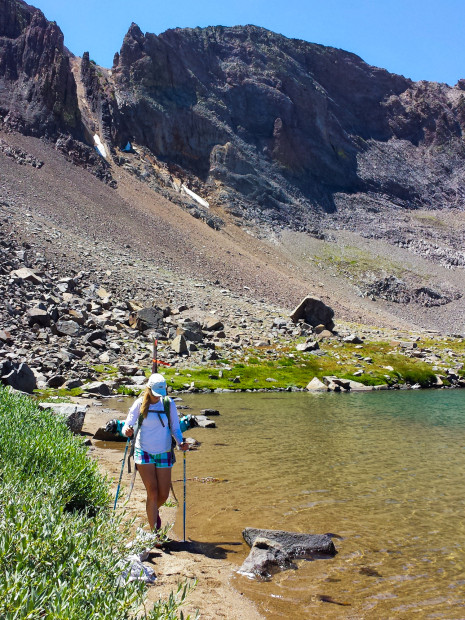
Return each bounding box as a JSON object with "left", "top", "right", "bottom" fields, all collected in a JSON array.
[
  {"left": 138, "top": 464, "right": 158, "bottom": 530},
  {"left": 155, "top": 467, "right": 172, "bottom": 510}
]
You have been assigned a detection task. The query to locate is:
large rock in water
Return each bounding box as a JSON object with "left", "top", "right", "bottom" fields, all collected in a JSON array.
[
  {"left": 238, "top": 537, "right": 297, "bottom": 580},
  {"left": 243, "top": 528, "right": 337, "bottom": 558},
  {"left": 240, "top": 528, "right": 337, "bottom": 581},
  {"left": 290, "top": 297, "right": 335, "bottom": 330}
]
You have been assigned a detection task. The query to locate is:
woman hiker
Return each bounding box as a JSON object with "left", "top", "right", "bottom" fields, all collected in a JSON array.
[{"left": 122, "top": 373, "right": 189, "bottom": 531}]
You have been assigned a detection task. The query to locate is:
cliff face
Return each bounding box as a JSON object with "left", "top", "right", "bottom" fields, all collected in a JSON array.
[
  {"left": 104, "top": 24, "right": 465, "bottom": 226},
  {"left": 2, "top": 2, "right": 465, "bottom": 231},
  {"left": 0, "top": 0, "right": 80, "bottom": 137}
]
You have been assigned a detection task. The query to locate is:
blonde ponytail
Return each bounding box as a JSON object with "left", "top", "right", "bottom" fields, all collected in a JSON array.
[{"left": 140, "top": 387, "right": 152, "bottom": 420}]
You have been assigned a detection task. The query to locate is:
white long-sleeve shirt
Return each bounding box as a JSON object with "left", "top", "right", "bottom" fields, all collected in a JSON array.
[{"left": 122, "top": 397, "right": 183, "bottom": 455}]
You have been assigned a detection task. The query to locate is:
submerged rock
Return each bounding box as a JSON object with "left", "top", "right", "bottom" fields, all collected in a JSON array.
[
  {"left": 238, "top": 537, "right": 297, "bottom": 580},
  {"left": 243, "top": 528, "right": 337, "bottom": 559},
  {"left": 239, "top": 528, "right": 336, "bottom": 580}
]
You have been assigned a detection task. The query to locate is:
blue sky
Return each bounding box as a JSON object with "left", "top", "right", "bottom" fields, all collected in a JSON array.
[{"left": 30, "top": 0, "right": 463, "bottom": 85}]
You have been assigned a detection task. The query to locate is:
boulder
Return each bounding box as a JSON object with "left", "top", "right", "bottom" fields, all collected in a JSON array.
[
  {"left": 2, "top": 362, "right": 37, "bottom": 394},
  {"left": 93, "top": 427, "right": 127, "bottom": 442},
  {"left": 343, "top": 334, "right": 363, "bottom": 344},
  {"left": 306, "top": 377, "right": 327, "bottom": 391},
  {"left": 55, "top": 319, "right": 80, "bottom": 337},
  {"left": 243, "top": 528, "right": 337, "bottom": 559},
  {"left": 129, "top": 306, "right": 164, "bottom": 331},
  {"left": 118, "top": 364, "right": 139, "bottom": 376},
  {"left": 85, "top": 329, "right": 107, "bottom": 343},
  {"left": 0, "top": 330, "right": 13, "bottom": 345},
  {"left": 171, "top": 334, "right": 189, "bottom": 355},
  {"left": 200, "top": 408, "right": 220, "bottom": 416},
  {"left": 345, "top": 379, "right": 373, "bottom": 391},
  {"left": 192, "top": 415, "right": 216, "bottom": 428},
  {"left": 239, "top": 529, "right": 337, "bottom": 580},
  {"left": 27, "top": 308, "right": 51, "bottom": 327},
  {"left": 316, "top": 329, "right": 334, "bottom": 340},
  {"left": 238, "top": 537, "right": 297, "bottom": 580},
  {"left": 46, "top": 374, "right": 66, "bottom": 388},
  {"left": 290, "top": 297, "right": 335, "bottom": 330},
  {"left": 202, "top": 317, "right": 224, "bottom": 331},
  {"left": 38, "top": 403, "right": 88, "bottom": 434},
  {"left": 177, "top": 320, "right": 204, "bottom": 343},
  {"left": 63, "top": 378, "right": 84, "bottom": 390},
  {"left": 10, "top": 267, "right": 43, "bottom": 284},
  {"left": 322, "top": 376, "right": 372, "bottom": 391},
  {"left": 296, "top": 340, "right": 319, "bottom": 352},
  {"left": 83, "top": 381, "right": 112, "bottom": 396}
]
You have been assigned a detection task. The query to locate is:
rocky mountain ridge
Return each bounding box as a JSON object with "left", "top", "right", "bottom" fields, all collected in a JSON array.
[{"left": 0, "top": 0, "right": 464, "bottom": 336}]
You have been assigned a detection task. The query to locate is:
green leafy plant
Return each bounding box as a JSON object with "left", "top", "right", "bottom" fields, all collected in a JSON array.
[{"left": 0, "top": 386, "right": 196, "bottom": 619}]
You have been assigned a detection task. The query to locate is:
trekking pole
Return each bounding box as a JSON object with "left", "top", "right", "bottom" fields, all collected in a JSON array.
[
  {"left": 183, "top": 450, "right": 187, "bottom": 542},
  {"left": 113, "top": 436, "right": 131, "bottom": 511}
]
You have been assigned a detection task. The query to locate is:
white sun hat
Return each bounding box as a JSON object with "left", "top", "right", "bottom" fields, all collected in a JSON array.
[{"left": 147, "top": 373, "right": 167, "bottom": 397}]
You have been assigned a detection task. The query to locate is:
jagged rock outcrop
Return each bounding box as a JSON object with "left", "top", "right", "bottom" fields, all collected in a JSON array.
[
  {"left": 0, "top": 0, "right": 80, "bottom": 137},
  {"left": 2, "top": 2, "right": 465, "bottom": 242},
  {"left": 107, "top": 24, "right": 465, "bottom": 229}
]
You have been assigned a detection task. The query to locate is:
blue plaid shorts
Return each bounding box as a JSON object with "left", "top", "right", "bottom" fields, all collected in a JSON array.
[{"left": 134, "top": 448, "right": 173, "bottom": 468}]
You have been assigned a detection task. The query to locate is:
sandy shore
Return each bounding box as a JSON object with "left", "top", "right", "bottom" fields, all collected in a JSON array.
[{"left": 81, "top": 400, "right": 262, "bottom": 620}]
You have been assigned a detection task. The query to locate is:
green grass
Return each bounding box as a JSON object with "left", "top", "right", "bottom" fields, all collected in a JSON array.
[
  {"left": 0, "top": 386, "right": 196, "bottom": 619},
  {"left": 156, "top": 337, "right": 444, "bottom": 390},
  {"left": 314, "top": 244, "right": 408, "bottom": 283}
]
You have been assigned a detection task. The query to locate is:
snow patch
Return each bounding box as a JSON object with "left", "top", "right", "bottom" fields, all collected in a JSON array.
[
  {"left": 93, "top": 134, "right": 107, "bottom": 159},
  {"left": 181, "top": 184, "right": 209, "bottom": 209}
]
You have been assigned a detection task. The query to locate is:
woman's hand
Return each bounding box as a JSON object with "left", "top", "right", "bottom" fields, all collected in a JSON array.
[
  {"left": 180, "top": 440, "right": 189, "bottom": 451},
  {"left": 124, "top": 426, "right": 134, "bottom": 437}
]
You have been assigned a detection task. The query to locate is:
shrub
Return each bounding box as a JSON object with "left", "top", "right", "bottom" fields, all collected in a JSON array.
[{"left": 0, "top": 386, "right": 196, "bottom": 619}]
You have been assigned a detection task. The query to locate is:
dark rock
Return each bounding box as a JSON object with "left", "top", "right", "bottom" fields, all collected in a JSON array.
[
  {"left": 129, "top": 307, "right": 164, "bottom": 331},
  {"left": 2, "top": 362, "right": 37, "bottom": 393},
  {"left": 93, "top": 427, "right": 127, "bottom": 442},
  {"left": 55, "top": 319, "right": 80, "bottom": 337},
  {"left": 118, "top": 364, "right": 139, "bottom": 376},
  {"left": 63, "top": 378, "right": 84, "bottom": 390},
  {"left": 85, "top": 329, "right": 107, "bottom": 343},
  {"left": 0, "top": 0, "right": 81, "bottom": 138},
  {"left": 46, "top": 374, "right": 66, "bottom": 388},
  {"left": 200, "top": 408, "right": 220, "bottom": 416},
  {"left": 290, "top": 297, "right": 335, "bottom": 330},
  {"left": 27, "top": 307, "right": 51, "bottom": 327},
  {"left": 238, "top": 537, "right": 297, "bottom": 580},
  {"left": 83, "top": 381, "right": 112, "bottom": 396},
  {"left": 243, "top": 528, "right": 337, "bottom": 559},
  {"left": 38, "top": 402, "right": 87, "bottom": 434}
]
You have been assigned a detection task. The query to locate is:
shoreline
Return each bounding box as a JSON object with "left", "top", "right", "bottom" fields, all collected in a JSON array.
[{"left": 81, "top": 400, "right": 263, "bottom": 620}]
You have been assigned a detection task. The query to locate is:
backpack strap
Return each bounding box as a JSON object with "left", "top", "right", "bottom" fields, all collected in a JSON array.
[{"left": 162, "top": 396, "right": 171, "bottom": 431}]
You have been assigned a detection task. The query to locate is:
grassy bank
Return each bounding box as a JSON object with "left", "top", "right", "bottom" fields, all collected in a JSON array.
[
  {"left": 0, "top": 386, "right": 194, "bottom": 619},
  {"left": 36, "top": 330, "right": 465, "bottom": 398}
]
